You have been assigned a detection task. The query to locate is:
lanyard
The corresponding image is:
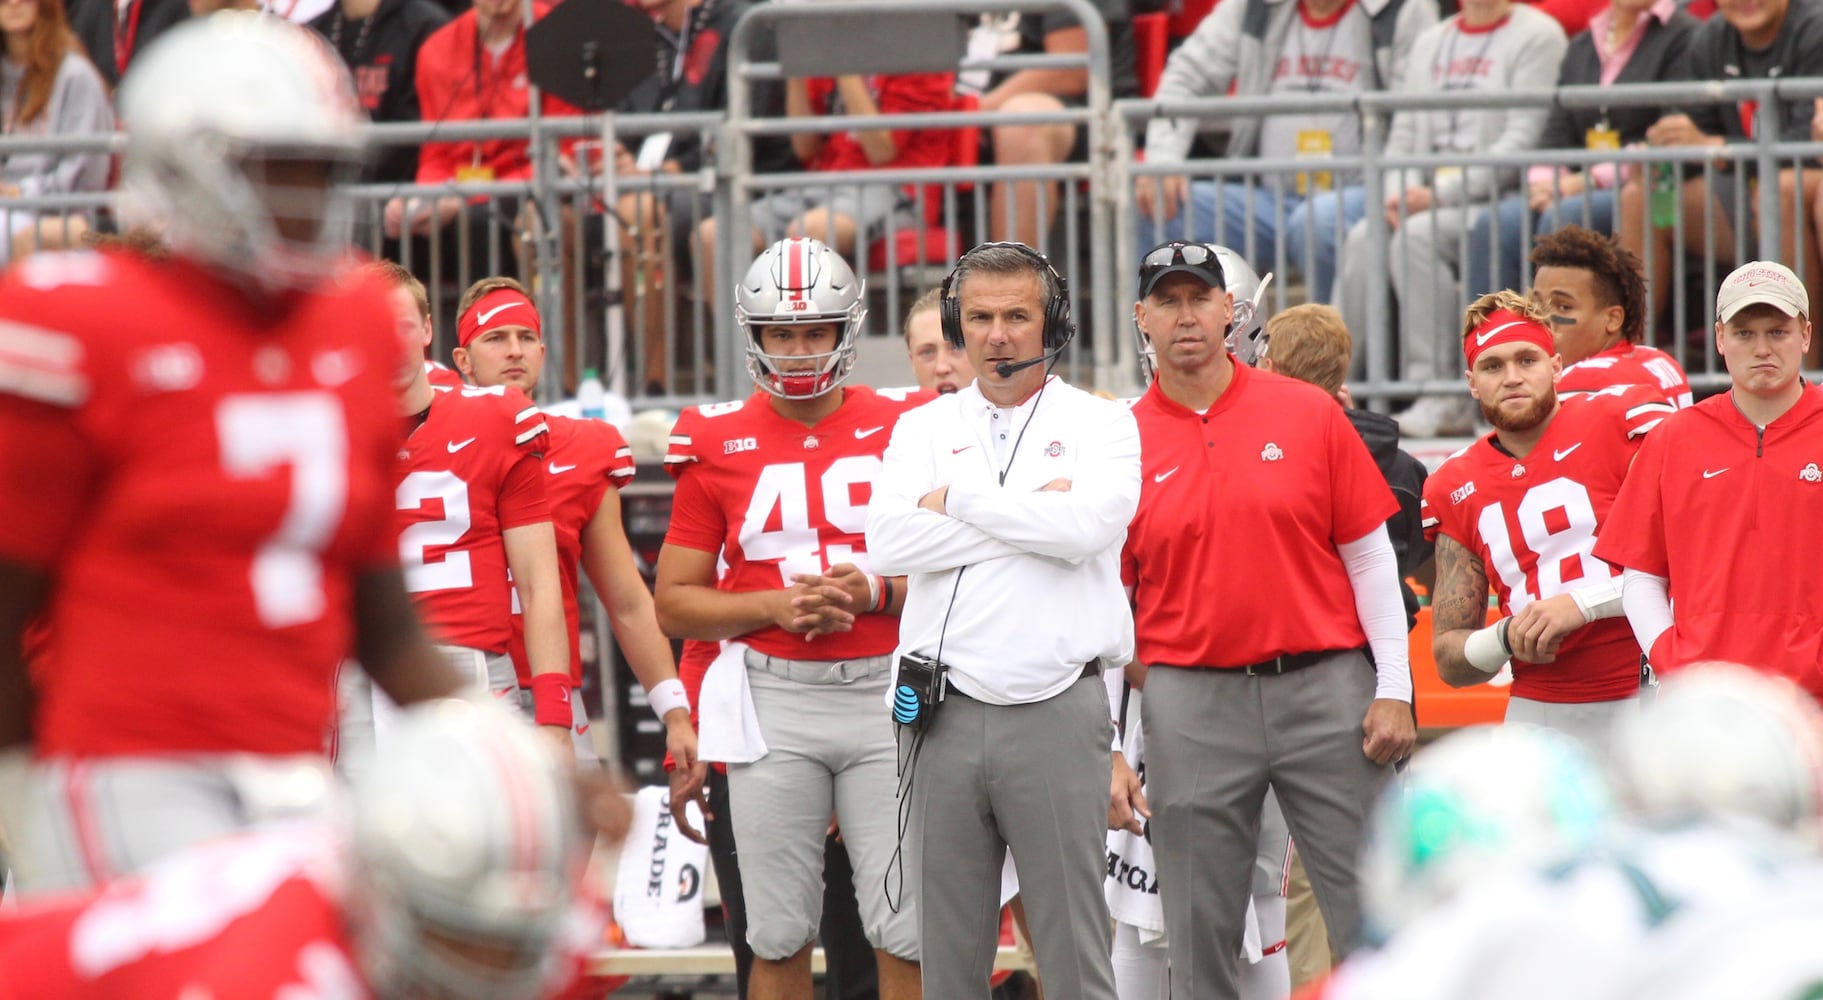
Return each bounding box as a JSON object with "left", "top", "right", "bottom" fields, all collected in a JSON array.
[
  {"left": 113, "top": 0, "right": 143, "bottom": 80},
  {"left": 1291, "top": 0, "right": 1353, "bottom": 94},
  {"left": 1432, "top": 19, "right": 1502, "bottom": 151},
  {"left": 329, "top": 8, "right": 378, "bottom": 66},
  {"left": 654, "top": 0, "right": 715, "bottom": 112},
  {"left": 472, "top": 21, "right": 520, "bottom": 123}
]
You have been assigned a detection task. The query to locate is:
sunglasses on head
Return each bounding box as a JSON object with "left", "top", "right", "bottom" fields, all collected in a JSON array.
[{"left": 1140, "top": 243, "right": 1224, "bottom": 284}]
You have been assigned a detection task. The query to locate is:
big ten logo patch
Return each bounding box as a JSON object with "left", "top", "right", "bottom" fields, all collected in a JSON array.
[{"left": 725, "top": 437, "right": 759, "bottom": 455}]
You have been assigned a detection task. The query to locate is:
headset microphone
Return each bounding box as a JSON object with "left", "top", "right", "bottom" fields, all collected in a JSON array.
[{"left": 995, "top": 347, "right": 1064, "bottom": 379}]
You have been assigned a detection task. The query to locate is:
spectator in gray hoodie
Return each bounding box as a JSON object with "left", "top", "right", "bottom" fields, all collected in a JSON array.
[
  {"left": 0, "top": 0, "right": 111, "bottom": 263},
  {"left": 1137, "top": 0, "right": 1437, "bottom": 305}
]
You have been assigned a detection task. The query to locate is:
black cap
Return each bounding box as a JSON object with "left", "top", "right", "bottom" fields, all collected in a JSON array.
[{"left": 1137, "top": 241, "right": 1227, "bottom": 299}]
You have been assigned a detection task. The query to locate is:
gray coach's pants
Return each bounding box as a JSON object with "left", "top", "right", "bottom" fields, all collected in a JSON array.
[
  {"left": 1143, "top": 652, "right": 1392, "bottom": 1000},
  {"left": 911, "top": 674, "right": 1117, "bottom": 1000}
]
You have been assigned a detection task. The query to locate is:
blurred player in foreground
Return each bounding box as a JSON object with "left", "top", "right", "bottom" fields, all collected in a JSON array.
[
  {"left": 0, "top": 698, "right": 616, "bottom": 1000},
  {"left": 0, "top": 16, "right": 466, "bottom": 894}
]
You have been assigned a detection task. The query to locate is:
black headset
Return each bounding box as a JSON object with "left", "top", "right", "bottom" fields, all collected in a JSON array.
[{"left": 938, "top": 241, "right": 1076, "bottom": 352}]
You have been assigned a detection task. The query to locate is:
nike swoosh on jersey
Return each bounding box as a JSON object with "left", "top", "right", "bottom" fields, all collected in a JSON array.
[
  {"left": 952, "top": 445, "right": 975, "bottom": 454},
  {"left": 1553, "top": 443, "right": 1582, "bottom": 462},
  {"left": 477, "top": 301, "right": 522, "bottom": 325},
  {"left": 856, "top": 426, "right": 885, "bottom": 439},
  {"left": 448, "top": 437, "right": 477, "bottom": 453},
  {"left": 1154, "top": 467, "right": 1180, "bottom": 483},
  {"left": 1703, "top": 468, "right": 1730, "bottom": 479},
  {"left": 549, "top": 461, "right": 576, "bottom": 474}
]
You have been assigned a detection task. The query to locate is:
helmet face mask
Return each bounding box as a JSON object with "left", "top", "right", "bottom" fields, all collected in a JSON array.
[
  {"left": 117, "top": 15, "right": 367, "bottom": 294},
  {"left": 736, "top": 238, "right": 866, "bottom": 400}
]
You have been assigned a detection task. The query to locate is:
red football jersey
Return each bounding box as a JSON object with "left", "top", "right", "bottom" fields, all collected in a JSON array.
[
  {"left": 0, "top": 252, "right": 402, "bottom": 758},
  {"left": 424, "top": 359, "right": 465, "bottom": 390},
  {"left": 1593, "top": 386, "right": 1823, "bottom": 698},
  {"left": 1122, "top": 366, "right": 1399, "bottom": 668},
  {"left": 663, "top": 386, "right": 931, "bottom": 660},
  {"left": 1557, "top": 342, "right": 1693, "bottom": 409},
  {"left": 0, "top": 824, "right": 598, "bottom": 1000},
  {"left": 507, "top": 415, "right": 637, "bottom": 685},
  {"left": 397, "top": 384, "right": 550, "bottom": 655},
  {"left": 1421, "top": 386, "right": 1674, "bottom": 703}
]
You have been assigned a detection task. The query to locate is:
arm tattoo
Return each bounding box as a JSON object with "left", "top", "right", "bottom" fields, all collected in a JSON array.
[{"left": 1431, "top": 534, "right": 1491, "bottom": 635}]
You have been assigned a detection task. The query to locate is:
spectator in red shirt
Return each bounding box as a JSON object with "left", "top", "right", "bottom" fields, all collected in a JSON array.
[
  {"left": 696, "top": 71, "right": 955, "bottom": 296},
  {"left": 381, "top": 0, "right": 580, "bottom": 241}
]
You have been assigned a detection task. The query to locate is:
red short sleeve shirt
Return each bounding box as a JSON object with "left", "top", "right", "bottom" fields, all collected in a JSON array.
[
  {"left": 1593, "top": 386, "right": 1823, "bottom": 698},
  {"left": 0, "top": 252, "right": 403, "bottom": 757},
  {"left": 662, "top": 386, "right": 931, "bottom": 660},
  {"left": 1421, "top": 385, "right": 1673, "bottom": 702},
  {"left": 507, "top": 415, "right": 637, "bottom": 684},
  {"left": 1123, "top": 364, "right": 1398, "bottom": 668},
  {"left": 1557, "top": 342, "right": 1693, "bottom": 409},
  {"left": 396, "top": 384, "right": 551, "bottom": 654}
]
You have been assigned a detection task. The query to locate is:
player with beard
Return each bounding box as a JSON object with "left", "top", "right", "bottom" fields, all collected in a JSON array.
[{"left": 1422, "top": 292, "right": 1675, "bottom": 757}]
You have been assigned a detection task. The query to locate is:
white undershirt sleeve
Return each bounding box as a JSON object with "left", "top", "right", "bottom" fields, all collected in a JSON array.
[
  {"left": 1621, "top": 568, "right": 1674, "bottom": 660},
  {"left": 1337, "top": 529, "right": 1413, "bottom": 703}
]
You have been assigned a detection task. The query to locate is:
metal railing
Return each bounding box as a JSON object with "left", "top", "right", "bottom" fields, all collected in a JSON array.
[{"left": 7, "top": 73, "right": 1823, "bottom": 407}]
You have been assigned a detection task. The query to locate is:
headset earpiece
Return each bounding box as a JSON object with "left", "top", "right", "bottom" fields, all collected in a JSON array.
[{"left": 938, "top": 242, "right": 1075, "bottom": 352}]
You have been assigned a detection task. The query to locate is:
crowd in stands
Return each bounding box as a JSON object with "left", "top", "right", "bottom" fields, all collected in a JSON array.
[{"left": 1, "top": 0, "right": 1820, "bottom": 426}]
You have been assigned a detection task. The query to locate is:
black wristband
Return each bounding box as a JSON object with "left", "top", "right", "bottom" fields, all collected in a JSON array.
[
  {"left": 1497, "top": 617, "right": 1514, "bottom": 656},
  {"left": 882, "top": 577, "right": 895, "bottom": 613}
]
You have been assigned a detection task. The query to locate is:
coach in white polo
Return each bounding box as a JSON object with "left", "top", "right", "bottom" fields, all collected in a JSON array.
[{"left": 867, "top": 242, "right": 1139, "bottom": 1000}]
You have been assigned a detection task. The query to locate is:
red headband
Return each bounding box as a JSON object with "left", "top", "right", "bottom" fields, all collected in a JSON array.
[
  {"left": 458, "top": 288, "right": 540, "bottom": 348},
  {"left": 1463, "top": 308, "right": 1555, "bottom": 369}
]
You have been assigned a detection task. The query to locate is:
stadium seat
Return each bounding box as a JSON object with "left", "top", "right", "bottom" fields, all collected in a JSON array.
[
  {"left": 866, "top": 94, "right": 980, "bottom": 275},
  {"left": 1134, "top": 13, "right": 1169, "bottom": 98}
]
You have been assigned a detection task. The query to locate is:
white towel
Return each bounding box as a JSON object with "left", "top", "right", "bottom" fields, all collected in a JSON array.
[
  {"left": 1102, "top": 691, "right": 1265, "bottom": 961},
  {"left": 614, "top": 786, "right": 711, "bottom": 949},
  {"left": 696, "top": 641, "right": 768, "bottom": 764}
]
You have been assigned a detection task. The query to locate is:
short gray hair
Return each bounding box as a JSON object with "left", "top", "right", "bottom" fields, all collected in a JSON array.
[{"left": 948, "top": 243, "right": 1064, "bottom": 313}]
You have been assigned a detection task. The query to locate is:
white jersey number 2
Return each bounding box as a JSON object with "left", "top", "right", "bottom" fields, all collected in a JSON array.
[{"left": 397, "top": 470, "right": 474, "bottom": 592}]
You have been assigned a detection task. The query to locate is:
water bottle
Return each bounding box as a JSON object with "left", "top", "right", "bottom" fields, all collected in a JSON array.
[
  {"left": 1650, "top": 161, "right": 1678, "bottom": 229},
  {"left": 577, "top": 368, "right": 607, "bottom": 421}
]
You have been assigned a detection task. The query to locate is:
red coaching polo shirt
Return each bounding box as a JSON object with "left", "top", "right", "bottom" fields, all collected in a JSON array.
[
  {"left": 1593, "top": 384, "right": 1823, "bottom": 699},
  {"left": 1122, "top": 362, "right": 1398, "bottom": 669}
]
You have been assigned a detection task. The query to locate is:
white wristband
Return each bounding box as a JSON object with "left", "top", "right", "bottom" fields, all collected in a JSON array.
[
  {"left": 865, "top": 573, "right": 883, "bottom": 614},
  {"left": 648, "top": 677, "right": 690, "bottom": 722},
  {"left": 1463, "top": 620, "right": 1511, "bottom": 675},
  {"left": 1569, "top": 576, "right": 1626, "bottom": 622}
]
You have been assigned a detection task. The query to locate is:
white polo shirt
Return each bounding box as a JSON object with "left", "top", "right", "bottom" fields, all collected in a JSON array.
[{"left": 866, "top": 376, "right": 1141, "bottom": 705}]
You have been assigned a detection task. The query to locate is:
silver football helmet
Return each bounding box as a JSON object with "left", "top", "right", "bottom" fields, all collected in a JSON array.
[
  {"left": 735, "top": 237, "right": 866, "bottom": 399},
  {"left": 1612, "top": 663, "right": 1823, "bottom": 838},
  {"left": 116, "top": 14, "right": 366, "bottom": 293},
  {"left": 1133, "top": 243, "right": 1275, "bottom": 383},
  {"left": 344, "top": 698, "right": 583, "bottom": 1000},
  {"left": 1361, "top": 724, "right": 1615, "bottom": 940}
]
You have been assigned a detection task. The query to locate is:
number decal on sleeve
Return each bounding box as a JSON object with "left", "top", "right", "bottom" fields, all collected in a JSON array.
[
  {"left": 397, "top": 470, "right": 474, "bottom": 592},
  {"left": 216, "top": 394, "right": 348, "bottom": 628}
]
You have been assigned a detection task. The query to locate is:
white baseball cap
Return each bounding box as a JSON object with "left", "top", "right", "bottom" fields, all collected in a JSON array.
[{"left": 1716, "top": 261, "right": 1809, "bottom": 323}]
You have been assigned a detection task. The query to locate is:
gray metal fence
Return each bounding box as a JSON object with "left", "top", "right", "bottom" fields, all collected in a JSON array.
[{"left": 7, "top": 69, "right": 1823, "bottom": 408}]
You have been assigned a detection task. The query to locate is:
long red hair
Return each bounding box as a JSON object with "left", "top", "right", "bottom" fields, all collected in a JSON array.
[{"left": 8, "top": 0, "right": 88, "bottom": 128}]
